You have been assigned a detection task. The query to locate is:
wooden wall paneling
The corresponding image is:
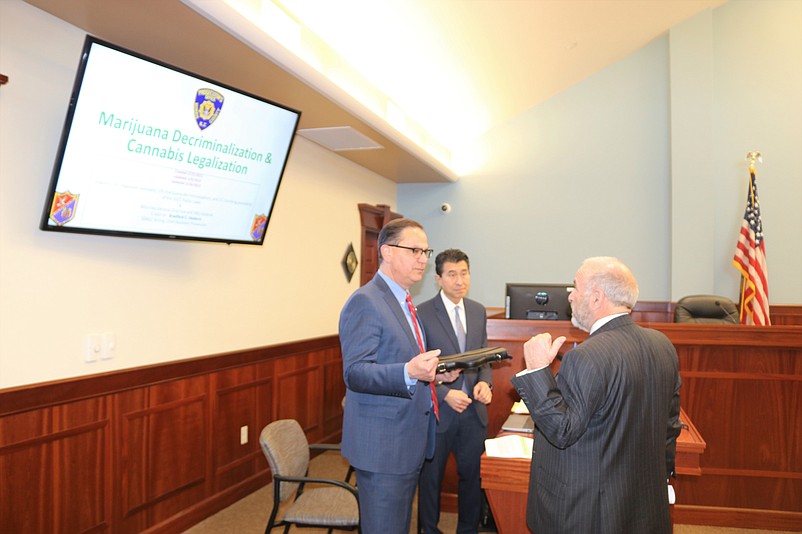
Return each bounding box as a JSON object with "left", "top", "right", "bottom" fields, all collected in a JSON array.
[
  {"left": 492, "top": 303, "right": 802, "bottom": 326},
  {"left": 771, "top": 305, "right": 802, "bottom": 326},
  {"left": 53, "top": 398, "right": 111, "bottom": 534},
  {"left": 631, "top": 300, "right": 674, "bottom": 322},
  {"left": 114, "top": 376, "right": 209, "bottom": 533},
  {"left": 211, "top": 361, "right": 274, "bottom": 492},
  {"left": 676, "top": 344, "right": 802, "bottom": 515},
  {"left": 274, "top": 353, "right": 324, "bottom": 441},
  {"left": 0, "top": 407, "right": 53, "bottom": 533},
  {"left": 0, "top": 397, "right": 110, "bottom": 533},
  {"left": 0, "top": 335, "right": 345, "bottom": 534},
  {"left": 645, "top": 323, "right": 802, "bottom": 530},
  {"left": 321, "top": 350, "right": 346, "bottom": 442}
]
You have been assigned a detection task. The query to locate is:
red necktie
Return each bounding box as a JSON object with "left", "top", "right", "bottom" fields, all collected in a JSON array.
[{"left": 405, "top": 293, "right": 439, "bottom": 422}]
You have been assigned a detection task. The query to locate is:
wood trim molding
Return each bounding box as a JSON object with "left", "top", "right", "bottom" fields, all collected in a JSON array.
[
  {"left": 0, "top": 335, "right": 345, "bottom": 533},
  {"left": 0, "top": 335, "right": 338, "bottom": 417}
]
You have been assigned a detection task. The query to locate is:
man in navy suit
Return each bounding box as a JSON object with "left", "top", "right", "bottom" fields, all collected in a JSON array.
[
  {"left": 339, "top": 218, "right": 460, "bottom": 534},
  {"left": 417, "top": 249, "right": 492, "bottom": 534},
  {"left": 511, "top": 257, "right": 682, "bottom": 534}
]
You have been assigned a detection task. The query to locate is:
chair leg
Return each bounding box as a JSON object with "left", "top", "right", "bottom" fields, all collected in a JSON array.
[
  {"left": 264, "top": 510, "right": 278, "bottom": 534},
  {"left": 345, "top": 465, "right": 355, "bottom": 484},
  {"left": 265, "top": 482, "right": 282, "bottom": 534}
]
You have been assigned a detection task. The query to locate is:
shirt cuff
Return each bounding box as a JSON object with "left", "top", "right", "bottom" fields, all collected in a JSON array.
[
  {"left": 404, "top": 362, "right": 418, "bottom": 387},
  {"left": 515, "top": 366, "right": 547, "bottom": 377}
]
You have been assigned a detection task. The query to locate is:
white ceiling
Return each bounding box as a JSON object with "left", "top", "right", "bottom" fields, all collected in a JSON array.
[
  {"left": 24, "top": 0, "right": 729, "bottom": 183},
  {"left": 276, "top": 0, "right": 728, "bottom": 149}
]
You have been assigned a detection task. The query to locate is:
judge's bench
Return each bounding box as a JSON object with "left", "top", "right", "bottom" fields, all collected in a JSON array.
[{"left": 458, "top": 307, "right": 802, "bottom": 532}]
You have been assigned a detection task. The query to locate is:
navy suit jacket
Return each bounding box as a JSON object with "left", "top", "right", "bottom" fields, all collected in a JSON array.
[
  {"left": 339, "top": 273, "right": 436, "bottom": 475},
  {"left": 511, "top": 315, "right": 682, "bottom": 534},
  {"left": 416, "top": 293, "right": 491, "bottom": 430}
]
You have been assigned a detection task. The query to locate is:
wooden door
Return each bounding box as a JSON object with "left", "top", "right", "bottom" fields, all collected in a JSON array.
[{"left": 357, "top": 203, "right": 401, "bottom": 286}]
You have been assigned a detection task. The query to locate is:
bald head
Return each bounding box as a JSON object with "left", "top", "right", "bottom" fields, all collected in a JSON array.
[
  {"left": 580, "top": 257, "right": 639, "bottom": 309},
  {"left": 569, "top": 257, "right": 639, "bottom": 331}
]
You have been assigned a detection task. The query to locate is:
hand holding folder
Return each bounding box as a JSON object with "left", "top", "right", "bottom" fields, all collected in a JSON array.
[{"left": 435, "top": 346, "right": 511, "bottom": 373}]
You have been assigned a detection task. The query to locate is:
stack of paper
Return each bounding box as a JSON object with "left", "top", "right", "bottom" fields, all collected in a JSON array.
[
  {"left": 511, "top": 400, "right": 529, "bottom": 414},
  {"left": 485, "top": 434, "right": 533, "bottom": 459}
]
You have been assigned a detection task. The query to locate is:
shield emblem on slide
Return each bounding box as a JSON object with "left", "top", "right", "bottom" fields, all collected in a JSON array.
[
  {"left": 49, "top": 191, "right": 79, "bottom": 226},
  {"left": 251, "top": 214, "right": 268, "bottom": 241},
  {"left": 194, "top": 89, "right": 224, "bottom": 130}
]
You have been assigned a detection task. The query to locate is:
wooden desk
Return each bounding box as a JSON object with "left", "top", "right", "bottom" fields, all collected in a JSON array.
[{"left": 481, "top": 408, "right": 705, "bottom": 534}]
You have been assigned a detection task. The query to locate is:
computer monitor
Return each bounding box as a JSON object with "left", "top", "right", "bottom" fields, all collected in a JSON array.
[{"left": 505, "top": 283, "right": 574, "bottom": 320}]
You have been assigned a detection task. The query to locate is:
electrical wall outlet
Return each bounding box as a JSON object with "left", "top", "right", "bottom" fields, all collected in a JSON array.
[{"left": 240, "top": 425, "right": 248, "bottom": 445}]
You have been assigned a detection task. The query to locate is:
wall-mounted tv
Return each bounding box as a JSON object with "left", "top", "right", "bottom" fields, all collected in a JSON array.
[
  {"left": 505, "top": 283, "right": 574, "bottom": 320},
  {"left": 40, "top": 35, "right": 301, "bottom": 245}
]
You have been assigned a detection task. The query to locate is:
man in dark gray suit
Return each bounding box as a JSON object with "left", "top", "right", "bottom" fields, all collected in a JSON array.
[
  {"left": 417, "top": 249, "right": 492, "bottom": 534},
  {"left": 339, "top": 218, "right": 460, "bottom": 534},
  {"left": 511, "top": 256, "right": 682, "bottom": 534}
]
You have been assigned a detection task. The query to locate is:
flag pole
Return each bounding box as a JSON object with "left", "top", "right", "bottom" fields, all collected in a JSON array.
[{"left": 746, "top": 151, "right": 761, "bottom": 225}]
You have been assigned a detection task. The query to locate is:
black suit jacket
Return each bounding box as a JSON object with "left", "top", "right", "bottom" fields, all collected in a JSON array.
[
  {"left": 511, "top": 314, "right": 682, "bottom": 534},
  {"left": 417, "top": 293, "right": 491, "bottom": 430}
]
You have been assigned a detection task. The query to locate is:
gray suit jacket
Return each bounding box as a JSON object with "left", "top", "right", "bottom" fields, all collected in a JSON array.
[
  {"left": 339, "top": 273, "right": 436, "bottom": 475},
  {"left": 511, "top": 315, "right": 682, "bottom": 534},
  {"left": 416, "top": 293, "right": 491, "bottom": 430}
]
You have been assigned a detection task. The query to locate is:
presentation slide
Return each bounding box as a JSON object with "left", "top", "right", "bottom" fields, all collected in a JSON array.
[{"left": 46, "top": 42, "right": 299, "bottom": 243}]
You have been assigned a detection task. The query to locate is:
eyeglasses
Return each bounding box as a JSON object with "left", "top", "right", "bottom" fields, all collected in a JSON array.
[
  {"left": 443, "top": 270, "right": 470, "bottom": 280},
  {"left": 386, "top": 243, "right": 434, "bottom": 259}
]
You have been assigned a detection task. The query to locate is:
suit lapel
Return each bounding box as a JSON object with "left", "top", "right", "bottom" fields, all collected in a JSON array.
[{"left": 433, "top": 294, "right": 461, "bottom": 353}]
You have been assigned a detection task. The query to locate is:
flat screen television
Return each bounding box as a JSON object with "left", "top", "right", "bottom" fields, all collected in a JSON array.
[
  {"left": 505, "top": 283, "right": 574, "bottom": 320},
  {"left": 39, "top": 35, "right": 301, "bottom": 245}
]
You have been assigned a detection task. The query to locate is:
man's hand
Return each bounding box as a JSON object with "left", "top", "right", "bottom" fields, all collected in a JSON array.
[
  {"left": 473, "top": 381, "right": 492, "bottom": 404},
  {"left": 523, "top": 333, "right": 566, "bottom": 370},
  {"left": 444, "top": 389, "right": 471, "bottom": 413},
  {"left": 407, "top": 349, "right": 441, "bottom": 382},
  {"left": 435, "top": 369, "right": 461, "bottom": 383}
]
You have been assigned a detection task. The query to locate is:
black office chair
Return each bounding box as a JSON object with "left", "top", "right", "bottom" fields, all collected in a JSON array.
[{"left": 674, "top": 295, "right": 739, "bottom": 324}]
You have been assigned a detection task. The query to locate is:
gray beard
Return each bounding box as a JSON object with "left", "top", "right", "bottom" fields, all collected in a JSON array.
[{"left": 571, "top": 314, "right": 590, "bottom": 333}]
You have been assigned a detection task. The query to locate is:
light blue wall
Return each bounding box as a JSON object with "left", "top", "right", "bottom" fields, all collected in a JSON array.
[
  {"left": 400, "top": 0, "right": 802, "bottom": 309},
  {"left": 401, "top": 37, "right": 672, "bottom": 306},
  {"left": 709, "top": 0, "right": 802, "bottom": 303}
]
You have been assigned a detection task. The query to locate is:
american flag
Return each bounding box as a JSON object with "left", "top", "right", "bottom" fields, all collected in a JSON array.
[{"left": 732, "top": 164, "right": 770, "bottom": 325}]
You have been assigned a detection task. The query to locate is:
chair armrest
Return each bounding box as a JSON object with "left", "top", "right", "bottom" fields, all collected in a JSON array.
[
  {"left": 273, "top": 474, "right": 358, "bottom": 498},
  {"left": 309, "top": 443, "right": 342, "bottom": 452}
]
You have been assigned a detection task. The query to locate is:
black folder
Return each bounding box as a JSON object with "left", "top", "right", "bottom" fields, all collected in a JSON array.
[{"left": 436, "top": 346, "right": 511, "bottom": 373}]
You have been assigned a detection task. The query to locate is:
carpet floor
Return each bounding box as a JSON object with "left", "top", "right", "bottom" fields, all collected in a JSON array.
[{"left": 182, "top": 452, "right": 796, "bottom": 534}]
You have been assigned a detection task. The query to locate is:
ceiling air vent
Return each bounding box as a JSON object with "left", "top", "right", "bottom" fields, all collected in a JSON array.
[{"left": 297, "top": 126, "right": 384, "bottom": 152}]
